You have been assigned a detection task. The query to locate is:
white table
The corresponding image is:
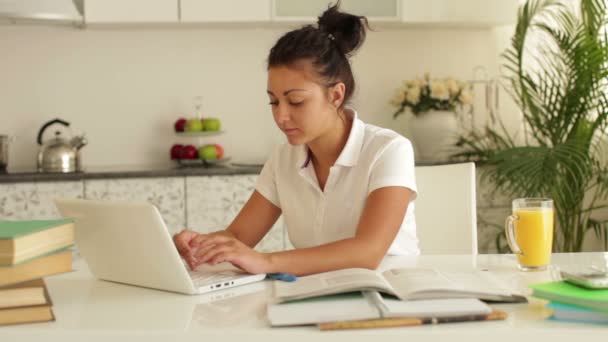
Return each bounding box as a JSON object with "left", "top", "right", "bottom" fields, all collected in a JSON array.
[{"left": 3, "top": 253, "right": 608, "bottom": 342}]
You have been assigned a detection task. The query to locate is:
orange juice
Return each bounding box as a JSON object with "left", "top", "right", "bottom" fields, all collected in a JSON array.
[{"left": 513, "top": 208, "right": 554, "bottom": 267}]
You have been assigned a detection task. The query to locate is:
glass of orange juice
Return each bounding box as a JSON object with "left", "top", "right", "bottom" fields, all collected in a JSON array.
[{"left": 505, "top": 198, "right": 554, "bottom": 271}]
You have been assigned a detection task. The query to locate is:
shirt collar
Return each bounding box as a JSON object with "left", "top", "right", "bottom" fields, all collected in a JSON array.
[
  {"left": 298, "top": 145, "right": 313, "bottom": 169},
  {"left": 296, "top": 108, "right": 364, "bottom": 169},
  {"left": 334, "top": 108, "right": 364, "bottom": 167}
]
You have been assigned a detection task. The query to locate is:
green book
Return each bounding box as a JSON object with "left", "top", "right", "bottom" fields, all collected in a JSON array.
[
  {"left": 0, "top": 219, "right": 73, "bottom": 239},
  {"left": 530, "top": 281, "right": 608, "bottom": 313},
  {"left": 0, "top": 219, "right": 75, "bottom": 265}
]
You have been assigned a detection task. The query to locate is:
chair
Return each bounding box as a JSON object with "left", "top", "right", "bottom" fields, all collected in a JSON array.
[{"left": 414, "top": 162, "right": 478, "bottom": 255}]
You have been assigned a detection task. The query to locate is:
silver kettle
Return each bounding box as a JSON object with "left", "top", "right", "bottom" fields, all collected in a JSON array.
[{"left": 37, "top": 119, "right": 87, "bottom": 173}]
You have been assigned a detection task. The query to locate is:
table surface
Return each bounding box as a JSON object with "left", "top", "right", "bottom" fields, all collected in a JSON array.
[{"left": 3, "top": 253, "right": 608, "bottom": 342}]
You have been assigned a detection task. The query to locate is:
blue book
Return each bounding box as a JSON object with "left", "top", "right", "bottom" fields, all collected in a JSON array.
[{"left": 548, "top": 302, "right": 608, "bottom": 324}]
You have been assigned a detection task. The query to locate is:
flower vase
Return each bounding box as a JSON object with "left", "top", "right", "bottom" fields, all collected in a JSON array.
[{"left": 408, "top": 110, "right": 460, "bottom": 163}]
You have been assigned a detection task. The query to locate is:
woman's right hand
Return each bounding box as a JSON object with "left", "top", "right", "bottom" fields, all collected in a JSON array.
[
  {"left": 173, "top": 229, "right": 199, "bottom": 269},
  {"left": 173, "top": 229, "right": 235, "bottom": 270}
]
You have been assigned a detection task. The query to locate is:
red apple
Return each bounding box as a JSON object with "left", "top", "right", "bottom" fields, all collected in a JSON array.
[
  {"left": 170, "top": 144, "right": 183, "bottom": 160},
  {"left": 174, "top": 118, "right": 187, "bottom": 132},
  {"left": 213, "top": 144, "right": 224, "bottom": 159},
  {"left": 182, "top": 144, "right": 198, "bottom": 159}
]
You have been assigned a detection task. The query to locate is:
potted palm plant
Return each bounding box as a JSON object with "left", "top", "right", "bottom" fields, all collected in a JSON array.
[{"left": 458, "top": 0, "right": 608, "bottom": 252}]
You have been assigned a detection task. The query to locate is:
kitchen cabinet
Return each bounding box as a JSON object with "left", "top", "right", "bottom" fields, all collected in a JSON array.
[
  {"left": 401, "top": 0, "right": 518, "bottom": 27},
  {"left": 0, "top": 172, "right": 509, "bottom": 254},
  {"left": 186, "top": 175, "right": 286, "bottom": 252},
  {"left": 0, "top": 181, "right": 83, "bottom": 220},
  {"left": 84, "top": 178, "right": 186, "bottom": 235},
  {"left": 272, "top": 0, "right": 400, "bottom": 22},
  {"left": 84, "top": 0, "right": 178, "bottom": 24},
  {"left": 80, "top": 0, "right": 518, "bottom": 27},
  {"left": 0, "top": 173, "right": 288, "bottom": 251},
  {"left": 180, "top": 0, "right": 271, "bottom": 23}
]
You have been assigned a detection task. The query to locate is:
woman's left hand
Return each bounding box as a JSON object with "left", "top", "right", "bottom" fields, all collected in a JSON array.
[{"left": 189, "top": 234, "right": 272, "bottom": 274}]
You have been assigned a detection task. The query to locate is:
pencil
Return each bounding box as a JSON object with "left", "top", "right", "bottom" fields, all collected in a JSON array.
[{"left": 318, "top": 309, "right": 508, "bottom": 331}]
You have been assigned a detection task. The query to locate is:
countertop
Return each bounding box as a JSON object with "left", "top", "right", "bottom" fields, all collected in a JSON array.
[
  {"left": 0, "top": 163, "right": 264, "bottom": 183},
  {"left": 0, "top": 160, "right": 471, "bottom": 184}
]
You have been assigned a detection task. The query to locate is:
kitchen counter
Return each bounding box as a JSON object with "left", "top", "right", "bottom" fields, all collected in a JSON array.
[
  {"left": 0, "top": 163, "right": 263, "bottom": 183},
  {"left": 0, "top": 160, "right": 472, "bottom": 184}
]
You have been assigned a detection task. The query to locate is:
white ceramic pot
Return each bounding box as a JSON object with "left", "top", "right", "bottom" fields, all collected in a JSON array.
[{"left": 408, "top": 110, "right": 460, "bottom": 163}]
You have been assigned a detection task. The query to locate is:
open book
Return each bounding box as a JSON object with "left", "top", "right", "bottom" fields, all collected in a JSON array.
[{"left": 274, "top": 268, "right": 526, "bottom": 303}]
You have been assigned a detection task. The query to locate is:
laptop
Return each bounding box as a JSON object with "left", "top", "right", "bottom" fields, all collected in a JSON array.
[{"left": 54, "top": 198, "right": 266, "bottom": 295}]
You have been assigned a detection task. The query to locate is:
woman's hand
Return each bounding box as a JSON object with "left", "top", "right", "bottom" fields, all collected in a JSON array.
[
  {"left": 189, "top": 234, "right": 273, "bottom": 274},
  {"left": 173, "top": 229, "right": 201, "bottom": 269}
]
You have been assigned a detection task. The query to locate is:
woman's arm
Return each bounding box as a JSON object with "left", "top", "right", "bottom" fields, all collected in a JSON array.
[
  {"left": 193, "top": 186, "right": 413, "bottom": 275},
  {"left": 174, "top": 190, "right": 281, "bottom": 270},
  {"left": 266, "top": 186, "right": 413, "bottom": 275},
  {"left": 225, "top": 190, "right": 282, "bottom": 247}
]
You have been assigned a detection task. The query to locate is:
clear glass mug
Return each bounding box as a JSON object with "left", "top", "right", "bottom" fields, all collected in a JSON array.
[{"left": 505, "top": 198, "right": 554, "bottom": 271}]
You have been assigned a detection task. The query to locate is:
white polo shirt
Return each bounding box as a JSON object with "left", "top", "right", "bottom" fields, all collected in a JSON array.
[{"left": 255, "top": 109, "right": 419, "bottom": 255}]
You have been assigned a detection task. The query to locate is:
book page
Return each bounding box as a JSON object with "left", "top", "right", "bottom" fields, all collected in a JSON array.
[
  {"left": 274, "top": 268, "right": 395, "bottom": 302},
  {"left": 382, "top": 268, "right": 515, "bottom": 301}
]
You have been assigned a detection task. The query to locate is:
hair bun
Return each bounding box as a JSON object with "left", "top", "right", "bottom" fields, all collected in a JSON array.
[{"left": 317, "top": 2, "right": 369, "bottom": 56}]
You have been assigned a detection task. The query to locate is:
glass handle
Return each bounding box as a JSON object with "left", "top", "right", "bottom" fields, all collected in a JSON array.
[{"left": 505, "top": 215, "right": 523, "bottom": 255}]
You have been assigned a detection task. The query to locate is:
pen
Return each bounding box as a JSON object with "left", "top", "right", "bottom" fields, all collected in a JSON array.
[{"left": 267, "top": 273, "right": 297, "bottom": 282}]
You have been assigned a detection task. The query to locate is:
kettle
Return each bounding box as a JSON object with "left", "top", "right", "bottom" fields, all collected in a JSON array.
[{"left": 37, "top": 118, "right": 87, "bottom": 173}]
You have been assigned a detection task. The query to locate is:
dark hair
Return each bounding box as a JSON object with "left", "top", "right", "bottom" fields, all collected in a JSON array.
[{"left": 267, "top": 1, "right": 369, "bottom": 108}]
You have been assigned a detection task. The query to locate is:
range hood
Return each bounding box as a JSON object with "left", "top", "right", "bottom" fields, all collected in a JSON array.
[{"left": 0, "top": 0, "right": 83, "bottom": 23}]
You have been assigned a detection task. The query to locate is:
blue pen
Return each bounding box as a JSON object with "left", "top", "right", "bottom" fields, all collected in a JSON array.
[{"left": 267, "top": 272, "right": 297, "bottom": 282}]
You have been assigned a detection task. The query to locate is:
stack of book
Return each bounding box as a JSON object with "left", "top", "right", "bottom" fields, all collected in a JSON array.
[
  {"left": 530, "top": 281, "right": 608, "bottom": 324},
  {"left": 0, "top": 219, "right": 74, "bottom": 325}
]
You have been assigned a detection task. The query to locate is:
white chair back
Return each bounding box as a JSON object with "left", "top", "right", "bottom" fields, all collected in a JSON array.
[{"left": 414, "top": 162, "right": 477, "bottom": 255}]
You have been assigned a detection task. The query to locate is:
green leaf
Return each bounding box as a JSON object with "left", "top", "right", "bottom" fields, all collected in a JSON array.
[{"left": 459, "top": 0, "right": 608, "bottom": 252}]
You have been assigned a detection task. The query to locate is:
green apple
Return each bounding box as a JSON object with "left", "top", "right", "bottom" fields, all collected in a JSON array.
[
  {"left": 185, "top": 118, "right": 203, "bottom": 132},
  {"left": 198, "top": 144, "right": 218, "bottom": 160},
  {"left": 202, "top": 118, "right": 221, "bottom": 131}
]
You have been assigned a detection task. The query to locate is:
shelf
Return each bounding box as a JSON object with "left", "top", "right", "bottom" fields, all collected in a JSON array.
[{"left": 175, "top": 157, "right": 232, "bottom": 167}]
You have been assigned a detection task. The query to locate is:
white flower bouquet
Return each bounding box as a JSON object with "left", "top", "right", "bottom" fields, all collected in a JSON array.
[{"left": 391, "top": 74, "right": 473, "bottom": 118}]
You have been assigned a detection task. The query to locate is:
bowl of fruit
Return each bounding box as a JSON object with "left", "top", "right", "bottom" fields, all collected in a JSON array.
[
  {"left": 174, "top": 117, "right": 223, "bottom": 136},
  {"left": 170, "top": 143, "right": 229, "bottom": 167}
]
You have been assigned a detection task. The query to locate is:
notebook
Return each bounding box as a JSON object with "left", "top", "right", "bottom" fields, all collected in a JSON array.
[{"left": 267, "top": 291, "right": 493, "bottom": 326}]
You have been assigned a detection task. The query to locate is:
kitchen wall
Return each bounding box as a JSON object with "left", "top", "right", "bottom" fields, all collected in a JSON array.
[{"left": 0, "top": 23, "right": 517, "bottom": 169}]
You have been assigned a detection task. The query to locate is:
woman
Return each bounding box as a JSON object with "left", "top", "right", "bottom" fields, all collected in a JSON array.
[{"left": 174, "top": 3, "right": 418, "bottom": 276}]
